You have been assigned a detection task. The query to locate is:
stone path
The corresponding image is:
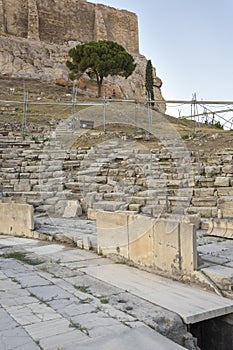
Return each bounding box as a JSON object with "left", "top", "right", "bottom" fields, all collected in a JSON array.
[
  {"left": 1, "top": 235, "right": 233, "bottom": 349},
  {"left": 84, "top": 263, "right": 233, "bottom": 324},
  {"left": 197, "top": 230, "right": 233, "bottom": 298},
  {"left": 0, "top": 235, "right": 198, "bottom": 350},
  {"left": 34, "top": 216, "right": 233, "bottom": 300}
]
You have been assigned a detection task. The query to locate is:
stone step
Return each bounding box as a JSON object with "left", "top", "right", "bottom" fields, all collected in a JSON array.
[
  {"left": 77, "top": 175, "right": 107, "bottom": 184},
  {"left": 2, "top": 191, "right": 56, "bottom": 199},
  {"left": 216, "top": 187, "right": 233, "bottom": 197},
  {"left": 32, "top": 184, "right": 64, "bottom": 192},
  {"left": 137, "top": 190, "right": 168, "bottom": 197},
  {"left": 193, "top": 188, "right": 216, "bottom": 197},
  {"left": 173, "top": 188, "right": 194, "bottom": 196},
  {"left": 193, "top": 187, "right": 233, "bottom": 197},
  {"left": 169, "top": 196, "right": 192, "bottom": 205},
  {"left": 64, "top": 182, "right": 82, "bottom": 192},
  {"left": 185, "top": 206, "right": 218, "bottom": 218},
  {"left": 126, "top": 196, "right": 148, "bottom": 206},
  {"left": 141, "top": 204, "right": 166, "bottom": 216},
  {"left": 93, "top": 200, "right": 127, "bottom": 212},
  {"left": 146, "top": 179, "right": 167, "bottom": 189},
  {"left": 195, "top": 177, "right": 215, "bottom": 188},
  {"left": 191, "top": 197, "right": 217, "bottom": 207},
  {"left": 103, "top": 192, "right": 126, "bottom": 201},
  {"left": 207, "top": 218, "right": 233, "bottom": 239},
  {"left": 200, "top": 265, "right": 233, "bottom": 298},
  {"left": 218, "top": 196, "right": 233, "bottom": 218}
]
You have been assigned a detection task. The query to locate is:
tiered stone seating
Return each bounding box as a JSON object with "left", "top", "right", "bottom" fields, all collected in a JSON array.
[{"left": 0, "top": 134, "right": 232, "bottom": 228}]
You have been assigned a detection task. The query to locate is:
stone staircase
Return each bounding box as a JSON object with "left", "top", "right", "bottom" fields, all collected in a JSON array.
[
  {"left": 0, "top": 134, "right": 232, "bottom": 226},
  {"left": 0, "top": 136, "right": 67, "bottom": 215},
  {"left": 65, "top": 138, "right": 195, "bottom": 218},
  {"left": 186, "top": 149, "right": 233, "bottom": 221}
]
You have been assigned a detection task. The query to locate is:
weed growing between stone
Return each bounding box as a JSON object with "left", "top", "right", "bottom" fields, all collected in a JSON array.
[{"left": 1, "top": 251, "right": 43, "bottom": 265}]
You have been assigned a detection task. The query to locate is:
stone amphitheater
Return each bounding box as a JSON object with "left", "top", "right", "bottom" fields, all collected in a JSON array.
[
  {"left": 0, "top": 0, "right": 233, "bottom": 347},
  {"left": 1, "top": 99, "right": 233, "bottom": 349},
  {"left": 1, "top": 104, "right": 233, "bottom": 223}
]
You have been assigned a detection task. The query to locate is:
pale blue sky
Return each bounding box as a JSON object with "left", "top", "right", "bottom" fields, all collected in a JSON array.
[{"left": 91, "top": 0, "right": 233, "bottom": 118}]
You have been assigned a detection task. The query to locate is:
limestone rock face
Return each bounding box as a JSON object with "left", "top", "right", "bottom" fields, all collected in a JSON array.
[
  {"left": 0, "top": 35, "right": 69, "bottom": 82},
  {"left": 0, "top": 0, "right": 139, "bottom": 53},
  {"left": 0, "top": 0, "right": 165, "bottom": 112},
  {"left": 105, "top": 54, "right": 165, "bottom": 111}
]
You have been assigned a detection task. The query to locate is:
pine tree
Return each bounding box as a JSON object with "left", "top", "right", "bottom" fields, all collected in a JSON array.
[
  {"left": 145, "top": 60, "right": 154, "bottom": 104},
  {"left": 67, "top": 40, "right": 136, "bottom": 97}
]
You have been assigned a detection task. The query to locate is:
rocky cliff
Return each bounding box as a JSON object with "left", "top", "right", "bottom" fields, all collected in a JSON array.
[
  {"left": 0, "top": 0, "right": 165, "bottom": 111},
  {"left": 0, "top": 0, "right": 139, "bottom": 53}
]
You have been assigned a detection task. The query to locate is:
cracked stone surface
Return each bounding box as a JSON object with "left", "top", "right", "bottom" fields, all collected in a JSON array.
[{"left": 0, "top": 235, "right": 202, "bottom": 350}]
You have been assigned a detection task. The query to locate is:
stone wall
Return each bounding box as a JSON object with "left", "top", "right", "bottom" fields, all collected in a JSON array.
[
  {"left": 0, "top": 0, "right": 139, "bottom": 54},
  {"left": 97, "top": 212, "right": 198, "bottom": 275}
]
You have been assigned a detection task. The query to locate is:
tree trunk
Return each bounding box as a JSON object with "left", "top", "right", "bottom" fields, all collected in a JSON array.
[
  {"left": 96, "top": 75, "right": 103, "bottom": 97},
  {"left": 97, "top": 81, "right": 102, "bottom": 97}
]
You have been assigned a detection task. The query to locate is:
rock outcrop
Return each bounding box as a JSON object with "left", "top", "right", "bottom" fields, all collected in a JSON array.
[
  {"left": 0, "top": 0, "right": 139, "bottom": 53},
  {"left": 0, "top": 0, "right": 165, "bottom": 111}
]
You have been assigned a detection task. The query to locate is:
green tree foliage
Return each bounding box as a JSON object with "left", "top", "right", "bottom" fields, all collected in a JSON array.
[
  {"left": 145, "top": 59, "right": 155, "bottom": 103},
  {"left": 66, "top": 40, "right": 136, "bottom": 97},
  {"left": 215, "top": 121, "right": 224, "bottom": 130}
]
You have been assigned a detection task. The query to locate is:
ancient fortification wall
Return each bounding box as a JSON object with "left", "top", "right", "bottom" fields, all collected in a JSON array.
[{"left": 0, "top": 0, "right": 139, "bottom": 54}]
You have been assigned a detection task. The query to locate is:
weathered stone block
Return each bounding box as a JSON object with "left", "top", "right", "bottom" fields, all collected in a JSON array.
[
  {"left": 180, "top": 222, "right": 197, "bottom": 273},
  {"left": 97, "top": 211, "right": 129, "bottom": 258},
  {"left": 93, "top": 201, "right": 126, "bottom": 212},
  {"left": 87, "top": 208, "right": 99, "bottom": 220},
  {"left": 191, "top": 197, "right": 217, "bottom": 207},
  {"left": 214, "top": 177, "right": 230, "bottom": 187},
  {"left": 222, "top": 165, "right": 233, "bottom": 174},
  {"left": 128, "top": 215, "right": 154, "bottom": 266},
  {"left": 218, "top": 197, "right": 233, "bottom": 218},
  {"left": 202, "top": 265, "right": 233, "bottom": 294},
  {"left": 98, "top": 184, "right": 113, "bottom": 193},
  {"left": 14, "top": 182, "right": 31, "bottom": 192},
  {"left": 197, "top": 177, "right": 215, "bottom": 188},
  {"left": 0, "top": 202, "right": 34, "bottom": 235},
  {"left": 154, "top": 220, "right": 180, "bottom": 273},
  {"left": 208, "top": 218, "right": 228, "bottom": 238},
  {"left": 217, "top": 187, "right": 233, "bottom": 196},
  {"left": 63, "top": 200, "right": 82, "bottom": 218},
  {"left": 185, "top": 206, "right": 217, "bottom": 218},
  {"left": 194, "top": 188, "right": 215, "bottom": 197},
  {"left": 128, "top": 203, "right": 142, "bottom": 212}
]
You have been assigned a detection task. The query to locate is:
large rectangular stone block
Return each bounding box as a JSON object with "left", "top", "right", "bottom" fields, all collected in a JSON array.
[
  {"left": 93, "top": 201, "right": 126, "bottom": 212},
  {"left": 128, "top": 215, "right": 154, "bottom": 267},
  {"left": 218, "top": 197, "right": 233, "bottom": 218},
  {"left": 96, "top": 212, "right": 198, "bottom": 275},
  {"left": 208, "top": 219, "right": 233, "bottom": 239},
  {"left": 180, "top": 223, "right": 197, "bottom": 273},
  {"left": 194, "top": 188, "right": 215, "bottom": 197},
  {"left": 154, "top": 220, "right": 181, "bottom": 273},
  {"left": 0, "top": 202, "right": 34, "bottom": 235},
  {"left": 214, "top": 177, "right": 230, "bottom": 187},
  {"left": 191, "top": 197, "right": 217, "bottom": 207},
  {"left": 97, "top": 211, "right": 129, "bottom": 258}
]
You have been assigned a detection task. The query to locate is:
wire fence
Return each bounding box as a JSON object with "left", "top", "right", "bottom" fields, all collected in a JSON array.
[{"left": 1, "top": 92, "right": 233, "bottom": 135}]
